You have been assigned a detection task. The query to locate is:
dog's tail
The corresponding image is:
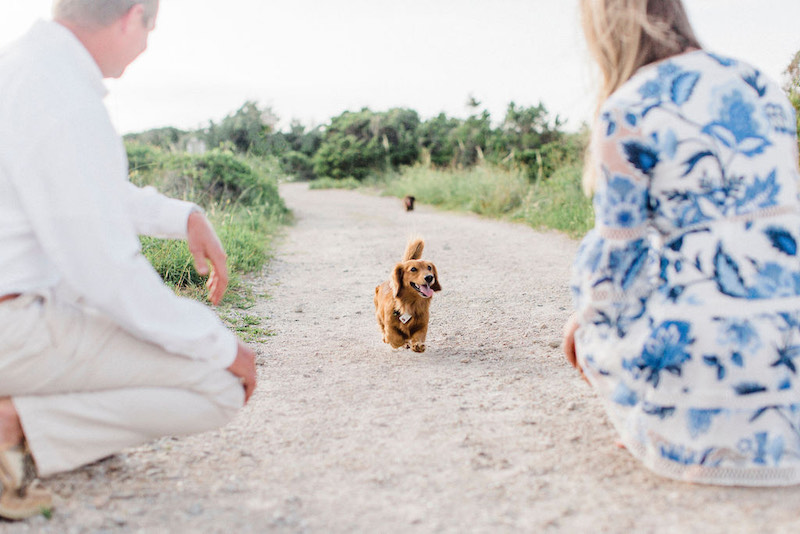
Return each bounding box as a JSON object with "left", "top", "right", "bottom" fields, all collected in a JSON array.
[{"left": 403, "top": 238, "right": 424, "bottom": 261}]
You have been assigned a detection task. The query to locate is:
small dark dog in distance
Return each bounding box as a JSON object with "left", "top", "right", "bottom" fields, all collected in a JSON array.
[{"left": 403, "top": 195, "right": 415, "bottom": 211}]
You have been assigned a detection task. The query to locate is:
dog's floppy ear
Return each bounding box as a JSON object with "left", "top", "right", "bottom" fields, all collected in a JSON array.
[
  {"left": 390, "top": 263, "right": 404, "bottom": 297},
  {"left": 430, "top": 263, "right": 442, "bottom": 291}
]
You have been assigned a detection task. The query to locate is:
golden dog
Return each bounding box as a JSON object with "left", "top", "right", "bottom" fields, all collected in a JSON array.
[{"left": 374, "top": 238, "right": 441, "bottom": 352}]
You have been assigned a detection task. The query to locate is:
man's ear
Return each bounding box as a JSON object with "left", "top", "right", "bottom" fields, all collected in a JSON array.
[
  {"left": 390, "top": 264, "right": 404, "bottom": 298},
  {"left": 119, "top": 3, "right": 145, "bottom": 33}
]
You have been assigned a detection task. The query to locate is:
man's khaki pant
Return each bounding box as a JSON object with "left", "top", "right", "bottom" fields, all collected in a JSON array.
[{"left": 0, "top": 291, "right": 244, "bottom": 477}]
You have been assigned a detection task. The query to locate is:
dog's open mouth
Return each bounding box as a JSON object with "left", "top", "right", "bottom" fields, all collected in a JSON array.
[{"left": 410, "top": 282, "right": 434, "bottom": 298}]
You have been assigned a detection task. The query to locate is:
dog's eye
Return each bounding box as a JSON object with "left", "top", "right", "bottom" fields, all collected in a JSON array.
[
  {"left": 427, "top": 265, "right": 432, "bottom": 271},
  {"left": 410, "top": 267, "right": 417, "bottom": 272}
]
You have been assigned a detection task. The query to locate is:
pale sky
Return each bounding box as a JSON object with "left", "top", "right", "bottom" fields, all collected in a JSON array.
[{"left": 2, "top": 1, "right": 800, "bottom": 134}]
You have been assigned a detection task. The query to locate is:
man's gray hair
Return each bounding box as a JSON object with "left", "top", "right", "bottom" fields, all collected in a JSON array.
[{"left": 52, "top": 0, "right": 159, "bottom": 28}]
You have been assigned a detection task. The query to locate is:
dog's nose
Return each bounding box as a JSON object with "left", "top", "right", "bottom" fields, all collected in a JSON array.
[{"left": 425, "top": 274, "right": 434, "bottom": 284}]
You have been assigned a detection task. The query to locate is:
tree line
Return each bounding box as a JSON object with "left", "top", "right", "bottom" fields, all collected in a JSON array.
[
  {"left": 124, "top": 98, "right": 586, "bottom": 184},
  {"left": 127, "top": 50, "right": 800, "bottom": 184}
]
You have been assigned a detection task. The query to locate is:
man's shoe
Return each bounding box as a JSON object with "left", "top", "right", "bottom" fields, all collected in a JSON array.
[{"left": 0, "top": 443, "right": 53, "bottom": 520}]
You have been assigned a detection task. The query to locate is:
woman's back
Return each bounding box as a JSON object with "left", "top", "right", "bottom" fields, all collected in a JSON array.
[{"left": 572, "top": 49, "right": 800, "bottom": 485}]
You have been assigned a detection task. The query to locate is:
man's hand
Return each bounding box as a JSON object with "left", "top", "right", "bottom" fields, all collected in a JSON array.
[
  {"left": 227, "top": 341, "right": 257, "bottom": 403},
  {"left": 187, "top": 210, "right": 228, "bottom": 305}
]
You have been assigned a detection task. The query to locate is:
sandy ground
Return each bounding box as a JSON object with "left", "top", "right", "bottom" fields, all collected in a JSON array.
[{"left": 5, "top": 182, "right": 800, "bottom": 533}]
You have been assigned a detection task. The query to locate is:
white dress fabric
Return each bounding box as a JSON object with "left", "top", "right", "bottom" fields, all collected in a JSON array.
[{"left": 572, "top": 50, "right": 800, "bottom": 486}]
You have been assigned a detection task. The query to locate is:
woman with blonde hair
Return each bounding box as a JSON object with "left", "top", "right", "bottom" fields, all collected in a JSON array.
[{"left": 564, "top": 0, "right": 800, "bottom": 485}]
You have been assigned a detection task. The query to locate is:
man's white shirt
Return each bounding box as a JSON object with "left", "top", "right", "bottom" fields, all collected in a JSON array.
[{"left": 0, "top": 21, "right": 237, "bottom": 368}]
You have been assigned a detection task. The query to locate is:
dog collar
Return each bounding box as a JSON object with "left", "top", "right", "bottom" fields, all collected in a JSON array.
[{"left": 393, "top": 310, "right": 412, "bottom": 324}]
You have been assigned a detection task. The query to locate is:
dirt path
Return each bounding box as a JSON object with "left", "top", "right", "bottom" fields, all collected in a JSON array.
[{"left": 7, "top": 182, "right": 800, "bottom": 533}]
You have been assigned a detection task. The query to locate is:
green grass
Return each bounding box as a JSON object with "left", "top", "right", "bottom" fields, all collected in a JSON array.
[
  {"left": 138, "top": 203, "right": 283, "bottom": 292},
  {"left": 512, "top": 163, "right": 594, "bottom": 237},
  {"left": 380, "top": 162, "right": 593, "bottom": 237},
  {"left": 231, "top": 312, "right": 275, "bottom": 343},
  {"left": 383, "top": 164, "right": 529, "bottom": 216}
]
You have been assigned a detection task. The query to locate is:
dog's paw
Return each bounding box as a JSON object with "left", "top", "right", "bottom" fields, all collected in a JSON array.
[{"left": 411, "top": 342, "right": 426, "bottom": 353}]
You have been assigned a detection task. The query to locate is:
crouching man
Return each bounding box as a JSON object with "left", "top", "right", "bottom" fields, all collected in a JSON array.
[{"left": 0, "top": 0, "right": 256, "bottom": 520}]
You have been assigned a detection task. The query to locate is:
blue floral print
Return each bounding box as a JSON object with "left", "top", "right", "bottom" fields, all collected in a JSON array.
[
  {"left": 687, "top": 409, "right": 724, "bottom": 438},
  {"left": 626, "top": 321, "right": 694, "bottom": 387},
  {"left": 703, "top": 89, "right": 771, "bottom": 156},
  {"left": 597, "top": 175, "right": 649, "bottom": 228},
  {"left": 636, "top": 62, "right": 700, "bottom": 108},
  {"left": 764, "top": 227, "right": 797, "bottom": 256},
  {"left": 571, "top": 51, "right": 800, "bottom": 485},
  {"left": 623, "top": 140, "right": 660, "bottom": 176},
  {"left": 715, "top": 318, "right": 760, "bottom": 354}
]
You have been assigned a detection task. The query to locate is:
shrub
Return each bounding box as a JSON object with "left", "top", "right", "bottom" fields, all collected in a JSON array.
[
  {"left": 124, "top": 127, "right": 186, "bottom": 151},
  {"left": 126, "top": 143, "right": 164, "bottom": 176},
  {"left": 281, "top": 150, "right": 316, "bottom": 181},
  {"left": 418, "top": 113, "right": 460, "bottom": 166},
  {"left": 313, "top": 131, "right": 383, "bottom": 181},
  {"left": 132, "top": 148, "right": 287, "bottom": 215},
  {"left": 313, "top": 108, "right": 420, "bottom": 181},
  {"left": 191, "top": 150, "right": 265, "bottom": 205}
]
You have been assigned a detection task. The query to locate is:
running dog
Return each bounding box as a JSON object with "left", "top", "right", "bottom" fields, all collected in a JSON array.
[{"left": 374, "top": 238, "right": 441, "bottom": 352}]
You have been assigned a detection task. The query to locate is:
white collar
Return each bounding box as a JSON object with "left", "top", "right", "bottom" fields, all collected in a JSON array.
[{"left": 29, "top": 19, "right": 108, "bottom": 99}]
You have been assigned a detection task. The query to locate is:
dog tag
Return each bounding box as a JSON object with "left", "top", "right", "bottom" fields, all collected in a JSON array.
[{"left": 399, "top": 313, "right": 412, "bottom": 324}]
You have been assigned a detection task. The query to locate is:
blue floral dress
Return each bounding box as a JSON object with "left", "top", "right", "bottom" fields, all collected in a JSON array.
[{"left": 572, "top": 50, "right": 800, "bottom": 486}]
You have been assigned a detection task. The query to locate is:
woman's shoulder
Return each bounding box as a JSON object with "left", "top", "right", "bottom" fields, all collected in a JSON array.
[
  {"left": 603, "top": 49, "right": 781, "bottom": 116},
  {"left": 631, "top": 49, "right": 758, "bottom": 81}
]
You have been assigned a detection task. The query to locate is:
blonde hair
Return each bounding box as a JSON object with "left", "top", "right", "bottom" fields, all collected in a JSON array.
[
  {"left": 53, "top": 0, "right": 159, "bottom": 28},
  {"left": 580, "top": 0, "right": 701, "bottom": 192}
]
